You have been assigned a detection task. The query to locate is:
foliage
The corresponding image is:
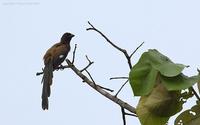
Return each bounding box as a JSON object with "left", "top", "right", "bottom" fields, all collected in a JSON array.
[
  {"left": 175, "top": 101, "right": 200, "bottom": 125},
  {"left": 129, "top": 49, "right": 200, "bottom": 125}
]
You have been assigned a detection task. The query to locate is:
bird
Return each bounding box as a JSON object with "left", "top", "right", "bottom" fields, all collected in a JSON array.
[{"left": 41, "top": 32, "right": 74, "bottom": 110}]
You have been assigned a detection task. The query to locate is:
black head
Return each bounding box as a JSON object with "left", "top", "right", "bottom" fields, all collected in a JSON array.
[{"left": 61, "top": 32, "right": 75, "bottom": 44}]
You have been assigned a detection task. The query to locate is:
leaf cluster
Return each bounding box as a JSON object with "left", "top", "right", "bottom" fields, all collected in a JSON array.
[{"left": 129, "top": 49, "right": 200, "bottom": 125}]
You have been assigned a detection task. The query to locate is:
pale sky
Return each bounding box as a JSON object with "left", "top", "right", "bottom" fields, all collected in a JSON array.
[{"left": 0, "top": 0, "right": 200, "bottom": 125}]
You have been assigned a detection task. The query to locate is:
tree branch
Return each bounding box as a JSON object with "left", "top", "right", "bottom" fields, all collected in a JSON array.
[
  {"left": 85, "top": 69, "right": 114, "bottom": 92},
  {"left": 66, "top": 59, "right": 137, "bottom": 114},
  {"left": 80, "top": 55, "right": 94, "bottom": 72},
  {"left": 36, "top": 65, "right": 70, "bottom": 76},
  {"left": 86, "top": 22, "right": 142, "bottom": 123},
  {"left": 72, "top": 44, "right": 77, "bottom": 64},
  {"left": 110, "top": 77, "right": 128, "bottom": 80},
  {"left": 121, "top": 107, "right": 126, "bottom": 125},
  {"left": 130, "top": 41, "right": 144, "bottom": 58},
  {"left": 86, "top": 21, "right": 144, "bottom": 69},
  {"left": 191, "top": 87, "right": 200, "bottom": 101},
  {"left": 115, "top": 80, "right": 129, "bottom": 97}
]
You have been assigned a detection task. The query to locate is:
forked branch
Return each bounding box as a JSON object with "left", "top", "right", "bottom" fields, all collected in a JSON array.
[
  {"left": 86, "top": 21, "right": 144, "bottom": 69},
  {"left": 66, "top": 59, "right": 136, "bottom": 114}
]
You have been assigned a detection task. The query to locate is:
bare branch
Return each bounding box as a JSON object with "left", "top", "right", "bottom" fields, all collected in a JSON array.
[
  {"left": 36, "top": 70, "right": 44, "bottom": 76},
  {"left": 115, "top": 80, "right": 129, "bottom": 97},
  {"left": 125, "top": 113, "right": 137, "bottom": 117},
  {"left": 87, "top": 21, "right": 125, "bottom": 53},
  {"left": 191, "top": 87, "right": 200, "bottom": 101},
  {"left": 85, "top": 69, "right": 96, "bottom": 85},
  {"left": 72, "top": 44, "right": 77, "bottom": 64},
  {"left": 86, "top": 21, "right": 133, "bottom": 69},
  {"left": 121, "top": 107, "right": 126, "bottom": 125},
  {"left": 130, "top": 41, "right": 144, "bottom": 58},
  {"left": 80, "top": 55, "right": 94, "bottom": 72},
  {"left": 36, "top": 65, "right": 70, "bottom": 76},
  {"left": 110, "top": 77, "right": 128, "bottom": 80},
  {"left": 66, "top": 59, "right": 137, "bottom": 114},
  {"left": 197, "top": 68, "right": 200, "bottom": 73},
  {"left": 85, "top": 69, "right": 114, "bottom": 92},
  {"left": 97, "top": 85, "right": 114, "bottom": 92}
]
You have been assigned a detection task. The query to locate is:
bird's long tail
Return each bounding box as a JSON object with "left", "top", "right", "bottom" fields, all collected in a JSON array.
[{"left": 41, "top": 61, "right": 53, "bottom": 110}]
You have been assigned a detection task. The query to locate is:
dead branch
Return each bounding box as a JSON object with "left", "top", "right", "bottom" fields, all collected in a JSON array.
[
  {"left": 115, "top": 80, "right": 129, "bottom": 97},
  {"left": 110, "top": 77, "right": 129, "bottom": 80},
  {"left": 36, "top": 65, "right": 70, "bottom": 76},
  {"left": 86, "top": 21, "right": 143, "bottom": 122},
  {"left": 121, "top": 107, "right": 126, "bottom": 125},
  {"left": 80, "top": 55, "right": 94, "bottom": 72},
  {"left": 72, "top": 44, "right": 77, "bottom": 64},
  {"left": 66, "top": 59, "right": 137, "bottom": 114},
  {"left": 85, "top": 69, "right": 114, "bottom": 92},
  {"left": 86, "top": 21, "right": 144, "bottom": 69}
]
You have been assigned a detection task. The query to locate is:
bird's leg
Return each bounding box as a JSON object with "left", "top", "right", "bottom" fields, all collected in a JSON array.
[{"left": 57, "top": 64, "right": 65, "bottom": 70}]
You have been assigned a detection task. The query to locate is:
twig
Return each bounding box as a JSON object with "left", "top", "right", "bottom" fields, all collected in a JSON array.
[
  {"left": 97, "top": 85, "right": 114, "bottom": 92},
  {"left": 121, "top": 107, "right": 126, "bottom": 125},
  {"left": 36, "top": 65, "right": 70, "bottom": 76},
  {"left": 115, "top": 80, "right": 129, "bottom": 97},
  {"left": 191, "top": 87, "right": 200, "bottom": 101},
  {"left": 86, "top": 21, "right": 133, "bottom": 69},
  {"left": 85, "top": 69, "right": 96, "bottom": 86},
  {"left": 80, "top": 55, "right": 94, "bottom": 72},
  {"left": 36, "top": 71, "right": 43, "bottom": 76},
  {"left": 130, "top": 41, "right": 144, "bottom": 58},
  {"left": 197, "top": 68, "right": 200, "bottom": 73},
  {"left": 85, "top": 69, "right": 114, "bottom": 92},
  {"left": 86, "top": 21, "right": 144, "bottom": 70},
  {"left": 110, "top": 77, "right": 128, "bottom": 80},
  {"left": 86, "top": 22, "right": 142, "bottom": 124},
  {"left": 125, "top": 113, "right": 137, "bottom": 117},
  {"left": 87, "top": 21, "right": 125, "bottom": 53},
  {"left": 72, "top": 44, "right": 77, "bottom": 64},
  {"left": 66, "top": 59, "right": 137, "bottom": 114}
]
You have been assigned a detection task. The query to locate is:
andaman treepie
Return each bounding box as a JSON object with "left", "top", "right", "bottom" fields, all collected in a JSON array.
[{"left": 41, "top": 32, "right": 74, "bottom": 110}]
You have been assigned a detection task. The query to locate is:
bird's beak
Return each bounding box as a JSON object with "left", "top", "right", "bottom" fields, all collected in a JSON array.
[{"left": 71, "top": 34, "right": 75, "bottom": 37}]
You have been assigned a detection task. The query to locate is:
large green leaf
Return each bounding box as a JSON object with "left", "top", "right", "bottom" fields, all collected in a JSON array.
[
  {"left": 197, "top": 69, "right": 200, "bottom": 95},
  {"left": 144, "top": 84, "right": 183, "bottom": 117},
  {"left": 146, "top": 49, "right": 186, "bottom": 77},
  {"left": 129, "top": 49, "right": 187, "bottom": 96},
  {"left": 129, "top": 62, "right": 158, "bottom": 96},
  {"left": 137, "top": 84, "right": 193, "bottom": 125},
  {"left": 136, "top": 84, "right": 175, "bottom": 125},
  {"left": 161, "top": 74, "right": 200, "bottom": 90},
  {"left": 155, "top": 63, "right": 186, "bottom": 77},
  {"left": 136, "top": 96, "right": 169, "bottom": 125},
  {"left": 175, "top": 104, "right": 200, "bottom": 125}
]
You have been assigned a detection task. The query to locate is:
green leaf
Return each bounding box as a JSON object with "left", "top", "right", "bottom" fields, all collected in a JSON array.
[
  {"left": 129, "top": 62, "right": 158, "bottom": 96},
  {"left": 137, "top": 84, "right": 194, "bottom": 125},
  {"left": 136, "top": 84, "right": 173, "bottom": 125},
  {"left": 198, "top": 82, "right": 200, "bottom": 95},
  {"left": 144, "top": 84, "right": 183, "bottom": 117},
  {"left": 129, "top": 49, "right": 186, "bottom": 95},
  {"left": 197, "top": 69, "right": 200, "bottom": 95},
  {"left": 155, "top": 63, "right": 186, "bottom": 77},
  {"left": 161, "top": 74, "right": 200, "bottom": 91},
  {"left": 137, "top": 84, "right": 193, "bottom": 125},
  {"left": 147, "top": 49, "right": 186, "bottom": 77},
  {"left": 137, "top": 96, "right": 169, "bottom": 125},
  {"left": 175, "top": 104, "right": 200, "bottom": 125}
]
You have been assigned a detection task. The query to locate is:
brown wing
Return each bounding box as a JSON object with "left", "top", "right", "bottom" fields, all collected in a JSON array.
[{"left": 43, "top": 42, "right": 70, "bottom": 69}]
